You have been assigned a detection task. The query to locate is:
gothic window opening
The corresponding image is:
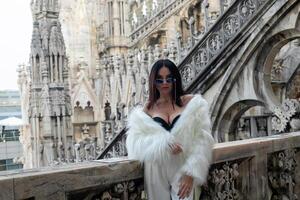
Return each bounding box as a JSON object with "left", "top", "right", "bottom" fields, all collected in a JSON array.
[
  {"left": 57, "top": 53, "right": 60, "bottom": 82},
  {"left": 34, "top": 55, "right": 41, "bottom": 83},
  {"left": 61, "top": 55, "right": 64, "bottom": 79},
  {"left": 270, "top": 39, "right": 300, "bottom": 102}
]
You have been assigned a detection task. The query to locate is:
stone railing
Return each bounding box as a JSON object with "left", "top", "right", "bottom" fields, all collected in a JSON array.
[
  {"left": 2, "top": 132, "right": 300, "bottom": 199},
  {"left": 0, "top": 159, "right": 143, "bottom": 200},
  {"left": 178, "top": 0, "right": 270, "bottom": 90},
  {"left": 206, "top": 132, "right": 300, "bottom": 199},
  {"left": 129, "top": 0, "right": 236, "bottom": 46}
]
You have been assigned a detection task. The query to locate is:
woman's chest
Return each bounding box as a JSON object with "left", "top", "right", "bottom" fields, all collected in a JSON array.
[{"left": 149, "top": 104, "right": 185, "bottom": 124}]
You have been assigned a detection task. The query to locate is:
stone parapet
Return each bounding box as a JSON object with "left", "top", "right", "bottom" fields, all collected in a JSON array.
[
  {"left": 0, "top": 158, "right": 143, "bottom": 200},
  {"left": 1, "top": 132, "right": 300, "bottom": 199}
]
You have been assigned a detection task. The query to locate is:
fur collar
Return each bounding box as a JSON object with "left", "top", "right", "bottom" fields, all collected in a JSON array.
[{"left": 128, "top": 94, "right": 208, "bottom": 136}]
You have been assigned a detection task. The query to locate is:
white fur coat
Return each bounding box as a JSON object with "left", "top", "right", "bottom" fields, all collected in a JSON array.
[{"left": 126, "top": 94, "right": 215, "bottom": 185}]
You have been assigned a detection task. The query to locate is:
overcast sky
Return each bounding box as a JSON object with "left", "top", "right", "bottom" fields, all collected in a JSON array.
[{"left": 0, "top": 0, "right": 32, "bottom": 90}]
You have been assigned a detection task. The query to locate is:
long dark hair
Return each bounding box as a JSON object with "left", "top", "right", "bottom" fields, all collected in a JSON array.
[{"left": 147, "top": 59, "right": 185, "bottom": 109}]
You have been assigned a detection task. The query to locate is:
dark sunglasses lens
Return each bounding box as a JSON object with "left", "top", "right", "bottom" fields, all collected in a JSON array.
[
  {"left": 155, "top": 79, "right": 164, "bottom": 84},
  {"left": 155, "top": 78, "right": 175, "bottom": 84}
]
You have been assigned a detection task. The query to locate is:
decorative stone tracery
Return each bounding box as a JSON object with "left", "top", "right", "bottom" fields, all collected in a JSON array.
[
  {"left": 201, "top": 162, "right": 240, "bottom": 200},
  {"left": 99, "top": 180, "right": 144, "bottom": 200},
  {"left": 268, "top": 149, "right": 298, "bottom": 200},
  {"left": 272, "top": 99, "right": 300, "bottom": 133}
]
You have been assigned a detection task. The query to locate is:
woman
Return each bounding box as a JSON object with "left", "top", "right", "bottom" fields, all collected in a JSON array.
[{"left": 126, "top": 59, "right": 214, "bottom": 200}]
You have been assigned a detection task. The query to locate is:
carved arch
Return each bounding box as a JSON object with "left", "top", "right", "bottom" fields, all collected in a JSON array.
[
  {"left": 217, "top": 99, "right": 265, "bottom": 142},
  {"left": 254, "top": 29, "right": 300, "bottom": 107}
]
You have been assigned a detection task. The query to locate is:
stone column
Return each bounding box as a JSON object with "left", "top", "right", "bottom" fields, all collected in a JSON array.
[
  {"left": 35, "top": 117, "right": 40, "bottom": 167},
  {"left": 104, "top": 2, "right": 110, "bottom": 36},
  {"left": 123, "top": 0, "right": 131, "bottom": 35},
  {"left": 121, "top": 1, "right": 127, "bottom": 36},
  {"left": 50, "top": 55, "right": 54, "bottom": 82},
  {"left": 62, "top": 115, "right": 68, "bottom": 162},
  {"left": 108, "top": 1, "right": 114, "bottom": 36},
  {"left": 250, "top": 117, "right": 258, "bottom": 138},
  {"left": 54, "top": 55, "right": 58, "bottom": 81},
  {"left": 113, "top": 0, "right": 120, "bottom": 36},
  {"left": 31, "top": 117, "right": 37, "bottom": 168},
  {"left": 59, "top": 55, "right": 63, "bottom": 82},
  {"left": 57, "top": 115, "right": 62, "bottom": 161},
  {"left": 267, "top": 116, "right": 272, "bottom": 136},
  {"left": 32, "top": 117, "right": 38, "bottom": 168}
]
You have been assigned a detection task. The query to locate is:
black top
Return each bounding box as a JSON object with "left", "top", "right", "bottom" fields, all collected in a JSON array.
[{"left": 152, "top": 115, "right": 181, "bottom": 131}]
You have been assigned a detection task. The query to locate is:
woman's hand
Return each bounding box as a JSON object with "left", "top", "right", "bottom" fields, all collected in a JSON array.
[
  {"left": 178, "top": 175, "right": 193, "bottom": 199},
  {"left": 169, "top": 142, "right": 182, "bottom": 154}
]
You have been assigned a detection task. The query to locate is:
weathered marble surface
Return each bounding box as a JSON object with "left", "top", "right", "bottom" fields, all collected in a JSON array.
[
  {"left": 1, "top": 132, "right": 300, "bottom": 200},
  {"left": 0, "top": 158, "right": 142, "bottom": 200}
]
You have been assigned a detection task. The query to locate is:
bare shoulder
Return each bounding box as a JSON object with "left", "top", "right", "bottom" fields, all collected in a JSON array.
[
  {"left": 181, "top": 94, "right": 194, "bottom": 106},
  {"left": 143, "top": 101, "right": 151, "bottom": 114}
]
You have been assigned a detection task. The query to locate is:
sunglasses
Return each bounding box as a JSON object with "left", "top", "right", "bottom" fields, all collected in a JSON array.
[{"left": 155, "top": 77, "right": 176, "bottom": 85}]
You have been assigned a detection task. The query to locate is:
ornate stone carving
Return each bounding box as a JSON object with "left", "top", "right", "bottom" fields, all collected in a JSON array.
[
  {"left": 268, "top": 149, "right": 298, "bottom": 200},
  {"left": 103, "top": 122, "right": 113, "bottom": 145},
  {"left": 239, "top": 0, "right": 256, "bottom": 21},
  {"left": 178, "top": 0, "right": 266, "bottom": 88},
  {"left": 194, "top": 48, "right": 208, "bottom": 71},
  {"left": 100, "top": 180, "right": 144, "bottom": 200},
  {"left": 208, "top": 33, "right": 224, "bottom": 54},
  {"left": 272, "top": 99, "right": 300, "bottom": 132},
  {"left": 271, "top": 59, "right": 285, "bottom": 80},
  {"left": 223, "top": 15, "right": 239, "bottom": 40},
  {"left": 181, "top": 65, "right": 194, "bottom": 87},
  {"left": 202, "top": 162, "right": 240, "bottom": 200},
  {"left": 22, "top": 0, "right": 72, "bottom": 168}
]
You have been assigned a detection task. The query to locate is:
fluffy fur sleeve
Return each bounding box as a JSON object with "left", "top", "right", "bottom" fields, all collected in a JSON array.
[
  {"left": 126, "top": 107, "right": 175, "bottom": 163},
  {"left": 177, "top": 97, "right": 215, "bottom": 185}
]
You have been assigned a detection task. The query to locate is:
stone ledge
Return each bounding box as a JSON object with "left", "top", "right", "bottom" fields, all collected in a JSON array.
[
  {"left": 0, "top": 158, "right": 143, "bottom": 200},
  {"left": 213, "top": 131, "right": 300, "bottom": 163}
]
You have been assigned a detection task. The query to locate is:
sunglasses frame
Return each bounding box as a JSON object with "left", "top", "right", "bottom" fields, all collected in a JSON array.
[{"left": 155, "top": 77, "right": 176, "bottom": 85}]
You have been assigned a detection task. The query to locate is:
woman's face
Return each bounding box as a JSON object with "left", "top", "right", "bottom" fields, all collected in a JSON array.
[{"left": 155, "top": 66, "right": 173, "bottom": 96}]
